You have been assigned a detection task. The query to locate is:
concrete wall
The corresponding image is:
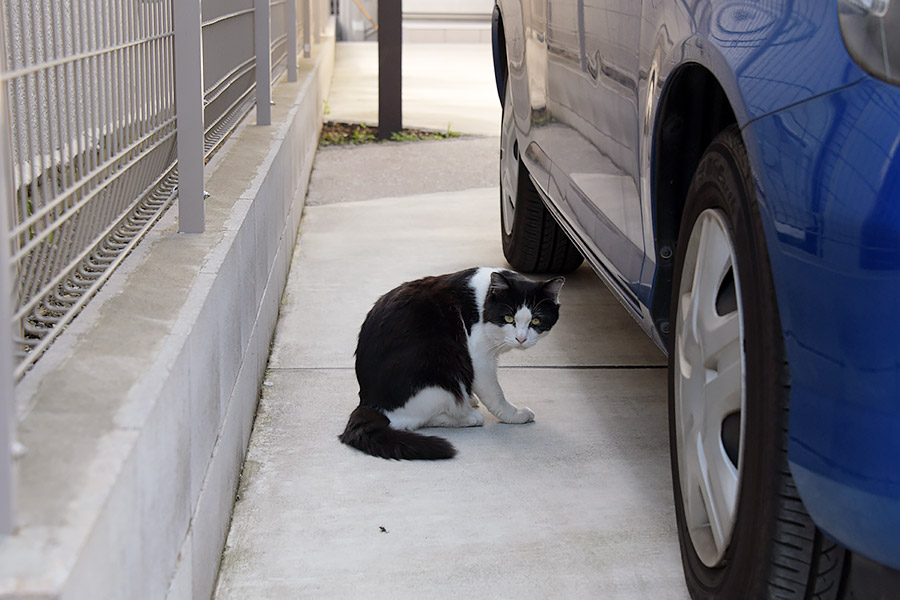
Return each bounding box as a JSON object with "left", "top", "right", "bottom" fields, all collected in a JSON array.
[
  {"left": 337, "top": 0, "right": 493, "bottom": 42},
  {"left": 0, "top": 20, "right": 336, "bottom": 600}
]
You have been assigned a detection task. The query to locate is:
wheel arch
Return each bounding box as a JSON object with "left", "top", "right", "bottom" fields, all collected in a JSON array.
[
  {"left": 491, "top": 3, "right": 508, "bottom": 103},
  {"left": 650, "top": 64, "right": 738, "bottom": 342}
]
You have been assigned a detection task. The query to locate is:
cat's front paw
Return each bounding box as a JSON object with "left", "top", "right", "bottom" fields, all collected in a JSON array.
[
  {"left": 506, "top": 407, "right": 535, "bottom": 424},
  {"left": 466, "top": 410, "right": 485, "bottom": 427}
]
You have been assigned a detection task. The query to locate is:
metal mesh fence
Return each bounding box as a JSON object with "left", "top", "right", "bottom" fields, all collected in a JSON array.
[
  {"left": 202, "top": 0, "right": 256, "bottom": 154},
  {"left": 2, "top": 0, "right": 326, "bottom": 378},
  {"left": 271, "top": 0, "right": 288, "bottom": 82},
  {"left": 3, "top": 0, "right": 178, "bottom": 378}
]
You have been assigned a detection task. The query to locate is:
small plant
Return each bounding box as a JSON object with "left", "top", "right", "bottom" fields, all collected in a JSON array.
[
  {"left": 320, "top": 130, "right": 346, "bottom": 145},
  {"left": 389, "top": 131, "right": 420, "bottom": 142},
  {"left": 319, "top": 122, "right": 462, "bottom": 147},
  {"left": 350, "top": 125, "right": 376, "bottom": 144}
]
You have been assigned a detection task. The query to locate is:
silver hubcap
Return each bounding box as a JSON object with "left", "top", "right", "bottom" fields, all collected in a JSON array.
[
  {"left": 500, "top": 85, "right": 517, "bottom": 236},
  {"left": 674, "top": 208, "right": 746, "bottom": 567}
]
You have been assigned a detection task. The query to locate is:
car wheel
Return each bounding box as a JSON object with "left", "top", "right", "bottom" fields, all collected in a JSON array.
[
  {"left": 669, "top": 126, "right": 847, "bottom": 599},
  {"left": 499, "top": 79, "right": 582, "bottom": 273}
]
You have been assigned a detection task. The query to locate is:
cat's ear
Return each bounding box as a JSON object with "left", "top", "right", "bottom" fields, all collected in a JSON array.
[
  {"left": 489, "top": 271, "right": 511, "bottom": 295},
  {"left": 542, "top": 277, "right": 565, "bottom": 303}
]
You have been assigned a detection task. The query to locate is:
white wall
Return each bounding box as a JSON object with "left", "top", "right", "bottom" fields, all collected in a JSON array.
[{"left": 338, "top": 0, "right": 493, "bottom": 41}]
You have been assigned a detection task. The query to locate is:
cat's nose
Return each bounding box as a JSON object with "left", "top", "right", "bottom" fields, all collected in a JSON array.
[{"left": 516, "top": 335, "right": 527, "bottom": 344}]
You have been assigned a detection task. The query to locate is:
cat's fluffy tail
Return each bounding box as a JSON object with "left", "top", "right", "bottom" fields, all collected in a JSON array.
[{"left": 338, "top": 406, "right": 457, "bottom": 460}]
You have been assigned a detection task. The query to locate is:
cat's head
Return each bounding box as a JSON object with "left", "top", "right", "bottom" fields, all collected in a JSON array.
[{"left": 483, "top": 271, "right": 564, "bottom": 349}]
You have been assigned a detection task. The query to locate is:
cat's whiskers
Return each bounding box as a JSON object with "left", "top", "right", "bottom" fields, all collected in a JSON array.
[{"left": 487, "top": 338, "right": 510, "bottom": 356}]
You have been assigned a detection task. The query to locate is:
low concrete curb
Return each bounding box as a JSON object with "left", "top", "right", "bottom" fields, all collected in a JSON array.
[{"left": 0, "top": 21, "right": 336, "bottom": 600}]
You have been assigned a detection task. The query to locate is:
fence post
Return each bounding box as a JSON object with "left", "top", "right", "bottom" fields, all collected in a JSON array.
[
  {"left": 173, "top": 0, "right": 206, "bottom": 234},
  {"left": 286, "top": 0, "right": 298, "bottom": 82},
  {"left": 0, "top": 23, "right": 15, "bottom": 535},
  {"left": 378, "top": 0, "right": 402, "bottom": 139},
  {"left": 302, "top": 0, "right": 311, "bottom": 58},
  {"left": 312, "top": 0, "right": 320, "bottom": 43},
  {"left": 255, "top": 0, "right": 272, "bottom": 125}
]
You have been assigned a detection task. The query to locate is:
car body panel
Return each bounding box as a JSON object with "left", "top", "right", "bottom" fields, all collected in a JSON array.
[
  {"left": 497, "top": 0, "right": 868, "bottom": 304},
  {"left": 745, "top": 78, "right": 900, "bottom": 569},
  {"left": 543, "top": 1, "right": 645, "bottom": 292},
  {"left": 495, "top": 0, "right": 900, "bottom": 572}
]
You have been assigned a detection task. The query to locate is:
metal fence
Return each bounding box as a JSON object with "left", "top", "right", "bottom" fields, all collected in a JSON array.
[
  {"left": 0, "top": 0, "right": 331, "bottom": 533},
  {"left": 2, "top": 0, "right": 328, "bottom": 379}
]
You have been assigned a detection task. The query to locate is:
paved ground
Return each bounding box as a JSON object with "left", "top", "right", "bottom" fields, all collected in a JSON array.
[
  {"left": 214, "top": 42, "right": 688, "bottom": 599},
  {"left": 307, "top": 135, "right": 500, "bottom": 205},
  {"left": 326, "top": 42, "right": 501, "bottom": 136}
]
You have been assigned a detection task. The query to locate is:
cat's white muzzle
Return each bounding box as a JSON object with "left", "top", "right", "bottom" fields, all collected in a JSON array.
[{"left": 507, "top": 307, "right": 541, "bottom": 349}]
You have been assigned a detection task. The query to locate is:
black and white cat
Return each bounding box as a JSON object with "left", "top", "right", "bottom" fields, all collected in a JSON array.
[{"left": 339, "top": 267, "right": 564, "bottom": 460}]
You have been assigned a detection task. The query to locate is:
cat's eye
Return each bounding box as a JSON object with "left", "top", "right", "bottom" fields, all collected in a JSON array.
[
  {"left": 504, "top": 315, "right": 515, "bottom": 324},
  {"left": 531, "top": 318, "right": 541, "bottom": 326}
]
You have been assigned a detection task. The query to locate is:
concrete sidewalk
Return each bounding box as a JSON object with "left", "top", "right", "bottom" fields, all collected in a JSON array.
[
  {"left": 213, "top": 42, "right": 687, "bottom": 598},
  {"left": 326, "top": 42, "right": 502, "bottom": 136}
]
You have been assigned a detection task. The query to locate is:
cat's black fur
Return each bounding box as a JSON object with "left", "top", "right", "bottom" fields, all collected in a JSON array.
[
  {"left": 340, "top": 406, "right": 457, "bottom": 460},
  {"left": 339, "top": 268, "right": 562, "bottom": 460},
  {"left": 355, "top": 268, "right": 481, "bottom": 413}
]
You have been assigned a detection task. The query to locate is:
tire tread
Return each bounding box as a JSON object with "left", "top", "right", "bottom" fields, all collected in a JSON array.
[{"left": 500, "top": 125, "right": 583, "bottom": 274}]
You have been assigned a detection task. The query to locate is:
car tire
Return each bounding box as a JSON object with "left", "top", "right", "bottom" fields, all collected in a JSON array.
[
  {"left": 668, "top": 126, "right": 848, "bottom": 599},
  {"left": 499, "top": 80, "right": 582, "bottom": 274}
]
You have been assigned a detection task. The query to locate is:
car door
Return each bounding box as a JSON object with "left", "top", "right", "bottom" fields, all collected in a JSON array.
[{"left": 543, "top": 0, "right": 644, "bottom": 300}]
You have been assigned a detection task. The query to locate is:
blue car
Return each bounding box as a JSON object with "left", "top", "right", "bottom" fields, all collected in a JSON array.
[{"left": 491, "top": 1, "right": 900, "bottom": 597}]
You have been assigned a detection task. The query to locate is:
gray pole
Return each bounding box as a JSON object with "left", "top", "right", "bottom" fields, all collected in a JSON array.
[
  {"left": 314, "top": 0, "right": 322, "bottom": 43},
  {"left": 255, "top": 0, "right": 272, "bottom": 126},
  {"left": 302, "top": 0, "right": 312, "bottom": 58},
  {"left": 287, "top": 0, "right": 298, "bottom": 82},
  {"left": 173, "top": 0, "right": 206, "bottom": 234},
  {"left": 378, "top": 0, "right": 401, "bottom": 140}
]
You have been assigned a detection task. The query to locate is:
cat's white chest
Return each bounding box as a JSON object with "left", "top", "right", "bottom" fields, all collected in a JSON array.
[{"left": 467, "top": 321, "right": 508, "bottom": 363}]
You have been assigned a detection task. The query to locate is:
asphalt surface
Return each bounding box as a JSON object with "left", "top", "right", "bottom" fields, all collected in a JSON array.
[{"left": 213, "top": 42, "right": 688, "bottom": 599}]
